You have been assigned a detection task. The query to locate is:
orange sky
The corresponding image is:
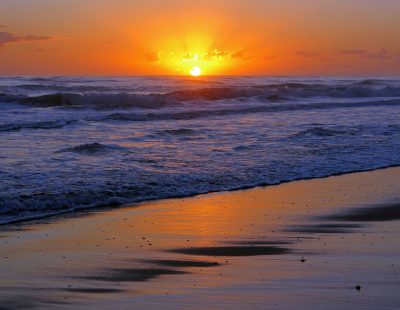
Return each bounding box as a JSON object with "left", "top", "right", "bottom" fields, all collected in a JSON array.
[{"left": 0, "top": 0, "right": 399, "bottom": 76}]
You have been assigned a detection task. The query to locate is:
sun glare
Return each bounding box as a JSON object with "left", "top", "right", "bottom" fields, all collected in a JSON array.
[{"left": 190, "top": 66, "right": 202, "bottom": 76}]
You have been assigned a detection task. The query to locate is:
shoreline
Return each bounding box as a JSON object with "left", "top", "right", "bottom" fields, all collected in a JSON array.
[
  {"left": 3, "top": 163, "right": 400, "bottom": 227},
  {"left": 1, "top": 167, "right": 400, "bottom": 309}
]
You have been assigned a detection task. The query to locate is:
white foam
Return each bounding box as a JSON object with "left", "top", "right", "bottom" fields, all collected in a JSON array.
[{"left": 1, "top": 76, "right": 400, "bottom": 224}]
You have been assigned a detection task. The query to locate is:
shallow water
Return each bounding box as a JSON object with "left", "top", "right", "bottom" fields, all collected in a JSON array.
[{"left": 1, "top": 76, "right": 400, "bottom": 223}]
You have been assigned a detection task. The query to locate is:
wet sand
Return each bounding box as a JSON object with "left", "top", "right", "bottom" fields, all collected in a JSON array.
[{"left": 0, "top": 167, "right": 400, "bottom": 309}]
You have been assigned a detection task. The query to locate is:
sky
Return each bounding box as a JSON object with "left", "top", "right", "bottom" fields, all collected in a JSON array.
[{"left": 0, "top": 0, "right": 399, "bottom": 76}]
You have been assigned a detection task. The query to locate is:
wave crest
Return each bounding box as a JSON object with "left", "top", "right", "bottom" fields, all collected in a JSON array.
[
  {"left": 0, "top": 120, "right": 77, "bottom": 132},
  {"left": 9, "top": 81, "right": 400, "bottom": 110},
  {"left": 55, "top": 143, "right": 126, "bottom": 155},
  {"left": 20, "top": 93, "right": 178, "bottom": 109},
  {"left": 158, "top": 128, "right": 198, "bottom": 136},
  {"left": 293, "top": 127, "right": 351, "bottom": 138}
]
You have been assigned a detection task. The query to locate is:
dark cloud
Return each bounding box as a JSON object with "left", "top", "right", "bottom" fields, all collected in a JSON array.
[
  {"left": 336, "top": 48, "right": 394, "bottom": 61},
  {"left": 336, "top": 49, "right": 366, "bottom": 55},
  {"left": 362, "top": 48, "right": 392, "bottom": 60},
  {"left": 0, "top": 31, "right": 52, "bottom": 47},
  {"left": 294, "top": 50, "right": 320, "bottom": 58},
  {"left": 145, "top": 50, "right": 159, "bottom": 62},
  {"left": 0, "top": 25, "right": 6, "bottom": 28},
  {"left": 207, "top": 50, "right": 228, "bottom": 58},
  {"left": 231, "top": 50, "right": 245, "bottom": 59},
  {"left": 263, "top": 54, "right": 276, "bottom": 60},
  {"left": 34, "top": 48, "right": 59, "bottom": 54},
  {"left": 230, "top": 50, "right": 255, "bottom": 60}
]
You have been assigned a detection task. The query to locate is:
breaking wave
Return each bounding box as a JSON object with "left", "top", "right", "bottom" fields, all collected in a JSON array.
[
  {"left": 16, "top": 93, "right": 178, "bottom": 109},
  {"left": 2, "top": 76, "right": 400, "bottom": 225},
  {"left": 55, "top": 143, "right": 127, "bottom": 155},
  {"left": 91, "top": 98, "right": 400, "bottom": 123},
  {"left": 157, "top": 128, "right": 199, "bottom": 136},
  {"left": 165, "top": 82, "right": 400, "bottom": 102},
  {"left": 0, "top": 120, "right": 77, "bottom": 132},
  {"left": 292, "top": 127, "right": 353, "bottom": 138},
  {"left": 4, "top": 80, "right": 400, "bottom": 110}
]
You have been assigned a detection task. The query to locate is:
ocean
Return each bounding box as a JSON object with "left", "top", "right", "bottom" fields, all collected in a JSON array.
[{"left": 1, "top": 76, "right": 400, "bottom": 224}]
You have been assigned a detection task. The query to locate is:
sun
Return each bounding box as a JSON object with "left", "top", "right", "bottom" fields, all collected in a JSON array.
[{"left": 190, "top": 66, "right": 202, "bottom": 76}]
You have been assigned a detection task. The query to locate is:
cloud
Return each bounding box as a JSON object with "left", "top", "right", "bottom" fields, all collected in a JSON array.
[
  {"left": 230, "top": 50, "right": 255, "bottom": 60},
  {"left": 206, "top": 50, "right": 228, "bottom": 58},
  {"left": 231, "top": 49, "right": 245, "bottom": 59},
  {"left": 263, "top": 54, "right": 276, "bottom": 60},
  {"left": 336, "top": 49, "right": 366, "bottom": 55},
  {"left": 0, "top": 25, "right": 6, "bottom": 28},
  {"left": 0, "top": 31, "right": 52, "bottom": 47},
  {"left": 362, "top": 48, "right": 392, "bottom": 60},
  {"left": 335, "top": 48, "right": 394, "bottom": 61},
  {"left": 294, "top": 50, "right": 320, "bottom": 58},
  {"left": 34, "top": 47, "right": 58, "bottom": 53},
  {"left": 145, "top": 50, "right": 159, "bottom": 62}
]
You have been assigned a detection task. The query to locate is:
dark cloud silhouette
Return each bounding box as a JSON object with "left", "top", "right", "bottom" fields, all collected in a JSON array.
[
  {"left": 145, "top": 50, "right": 159, "bottom": 62},
  {"left": 231, "top": 50, "right": 246, "bottom": 59},
  {"left": 294, "top": 50, "right": 320, "bottom": 58},
  {"left": 336, "top": 48, "right": 394, "bottom": 61},
  {"left": 263, "top": 55, "right": 276, "bottom": 60},
  {"left": 0, "top": 31, "right": 52, "bottom": 47},
  {"left": 336, "top": 49, "right": 366, "bottom": 55},
  {"left": 207, "top": 50, "right": 228, "bottom": 58},
  {"left": 34, "top": 48, "right": 58, "bottom": 53},
  {"left": 362, "top": 48, "right": 392, "bottom": 60}
]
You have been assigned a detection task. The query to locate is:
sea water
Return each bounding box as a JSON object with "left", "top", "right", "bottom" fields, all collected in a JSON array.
[{"left": 1, "top": 76, "right": 400, "bottom": 223}]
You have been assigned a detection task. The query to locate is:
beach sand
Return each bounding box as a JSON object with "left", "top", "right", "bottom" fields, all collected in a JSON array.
[{"left": 0, "top": 167, "right": 399, "bottom": 309}]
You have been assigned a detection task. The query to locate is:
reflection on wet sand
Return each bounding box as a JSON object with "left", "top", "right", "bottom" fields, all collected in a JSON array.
[
  {"left": 169, "top": 245, "right": 291, "bottom": 256},
  {"left": 326, "top": 204, "right": 400, "bottom": 222},
  {"left": 64, "top": 288, "right": 124, "bottom": 294},
  {"left": 286, "top": 223, "right": 364, "bottom": 234},
  {"left": 0, "top": 167, "right": 400, "bottom": 308},
  {"left": 143, "top": 259, "right": 220, "bottom": 268},
  {"left": 82, "top": 268, "right": 189, "bottom": 283}
]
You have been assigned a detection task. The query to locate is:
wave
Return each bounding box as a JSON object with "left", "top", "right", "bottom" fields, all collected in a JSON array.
[
  {"left": 15, "top": 84, "right": 112, "bottom": 92},
  {"left": 2, "top": 77, "right": 400, "bottom": 226},
  {"left": 3, "top": 98, "right": 398, "bottom": 135},
  {"left": 165, "top": 87, "right": 264, "bottom": 101},
  {"left": 55, "top": 143, "right": 127, "bottom": 155},
  {"left": 1, "top": 164, "right": 399, "bottom": 226},
  {"left": 0, "top": 120, "right": 77, "bottom": 132},
  {"left": 17, "top": 93, "right": 178, "bottom": 109},
  {"left": 165, "top": 82, "right": 400, "bottom": 101},
  {"left": 292, "top": 127, "right": 353, "bottom": 138},
  {"left": 6, "top": 81, "right": 400, "bottom": 109},
  {"left": 157, "top": 128, "right": 199, "bottom": 136},
  {"left": 93, "top": 98, "right": 400, "bottom": 123},
  {"left": 233, "top": 144, "right": 257, "bottom": 151}
]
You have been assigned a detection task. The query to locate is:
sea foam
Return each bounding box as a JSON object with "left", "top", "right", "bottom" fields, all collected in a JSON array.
[{"left": 1, "top": 76, "right": 400, "bottom": 224}]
